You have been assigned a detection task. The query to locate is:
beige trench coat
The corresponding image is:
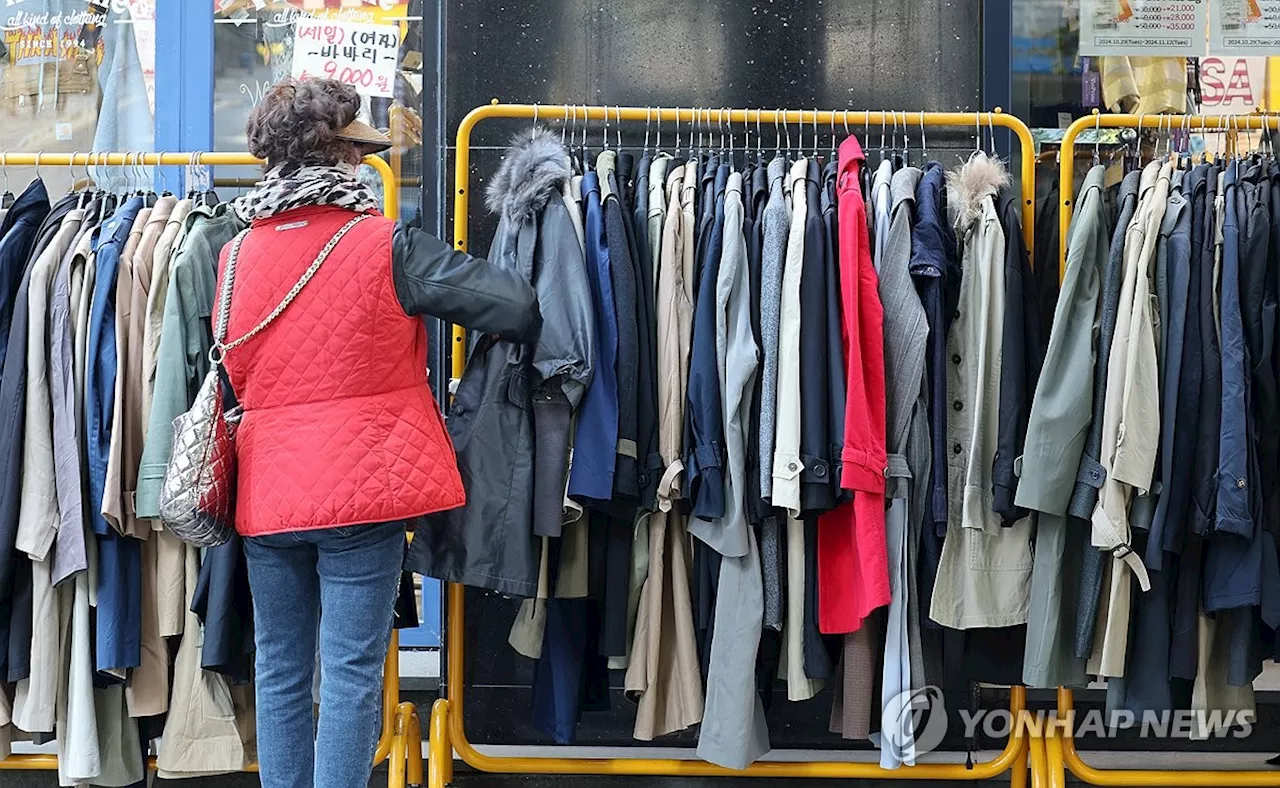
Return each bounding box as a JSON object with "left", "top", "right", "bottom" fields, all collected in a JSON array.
[
  {"left": 624, "top": 163, "right": 703, "bottom": 740},
  {"left": 157, "top": 543, "right": 256, "bottom": 777},
  {"left": 1088, "top": 162, "right": 1166, "bottom": 677}
]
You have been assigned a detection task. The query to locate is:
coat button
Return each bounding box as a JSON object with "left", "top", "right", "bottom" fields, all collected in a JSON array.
[
  {"left": 952, "top": 353, "right": 961, "bottom": 364},
  {"left": 953, "top": 443, "right": 962, "bottom": 455},
  {"left": 1237, "top": 478, "right": 1247, "bottom": 489},
  {"left": 638, "top": 473, "right": 649, "bottom": 485},
  {"left": 1090, "top": 470, "right": 1100, "bottom": 480},
  {"left": 953, "top": 309, "right": 961, "bottom": 321},
  {"left": 953, "top": 400, "right": 963, "bottom": 412},
  {"left": 814, "top": 464, "right": 827, "bottom": 478},
  {"left": 788, "top": 462, "right": 798, "bottom": 472}
]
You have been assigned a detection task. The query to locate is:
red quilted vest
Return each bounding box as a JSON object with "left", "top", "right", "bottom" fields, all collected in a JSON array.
[{"left": 219, "top": 206, "right": 464, "bottom": 537}]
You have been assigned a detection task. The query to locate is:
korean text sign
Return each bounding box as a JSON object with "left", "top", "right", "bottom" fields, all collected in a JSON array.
[{"left": 292, "top": 18, "right": 400, "bottom": 98}]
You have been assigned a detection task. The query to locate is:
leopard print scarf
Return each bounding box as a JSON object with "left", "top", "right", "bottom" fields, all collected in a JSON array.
[{"left": 233, "top": 163, "right": 380, "bottom": 222}]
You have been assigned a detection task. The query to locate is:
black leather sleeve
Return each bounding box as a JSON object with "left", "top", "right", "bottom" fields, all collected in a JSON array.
[{"left": 391, "top": 222, "right": 541, "bottom": 343}]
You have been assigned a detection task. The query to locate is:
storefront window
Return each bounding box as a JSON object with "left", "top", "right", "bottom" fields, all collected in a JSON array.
[
  {"left": 1014, "top": 1, "right": 1278, "bottom": 147},
  {"left": 211, "top": 0, "right": 424, "bottom": 224},
  {"left": 0, "top": 0, "right": 155, "bottom": 194}
]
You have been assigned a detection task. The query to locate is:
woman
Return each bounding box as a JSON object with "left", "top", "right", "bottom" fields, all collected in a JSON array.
[{"left": 224, "top": 78, "right": 539, "bottom": 788}]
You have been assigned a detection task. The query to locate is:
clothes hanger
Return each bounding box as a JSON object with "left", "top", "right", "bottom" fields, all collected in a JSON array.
[
  {"left": 0, "top": 153, "right": 13, "bottom": 210},
  {"left": 673, "top": 107, "right": 681, "bottom": 161},
  {"left": 747, "top": 110, "right": 757, "bottom": 165},
  {"left": 919, "top": 113, "right": 928, "bottom": 164},
  {"left": 143, "top": 153, "right": 159, "bottom": 206},
  {"left": 783, "top": 110, "right": 793, "bottom": 159},
  {"left": 986, "top": 112, "right": 996, "bottom": 159},
  {"left": 1093, "top": 110, "right": 1102, "bottom": 167},
  {"left": 830, "top": 111, "right": 838, "bottom": 162},
  {"left": 881, "top": 112, "right": 889, "bottom": 164},
  {"left": 812, "top": 108, "right": 819, "bottom": 163},
  {"left": 157, "top": 155, "right": 173, "bottom": 197},
  {"left": 643, "top": 106, "right": 651, "bottom": 157},
  {"left": 901, "top": 111, "right": 911, "bottom": 167},
  {"left": 728, "top": 109, "right": 737, "bottom": 173},
  {"left": 773, "top": 111, "right": 781, "bottom": 160},
  {"left": 614, "top": 106, "right": 622, "bottom": 153},
  {"left": 739, "top": 109, "right": 748, "bottom": 170},
  {"left": 891, "top": 111, "right": 903, "bottom": 168},
  {"left": 198, "top": 152, "right": 218, "bottom": 208}
]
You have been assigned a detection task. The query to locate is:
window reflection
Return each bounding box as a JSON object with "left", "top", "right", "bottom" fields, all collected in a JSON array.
[{"left": 0, "top": 0, "right": 154, "bottom": 194}]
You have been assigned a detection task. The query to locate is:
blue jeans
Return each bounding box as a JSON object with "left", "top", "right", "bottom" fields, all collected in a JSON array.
[{"left": 243, "top": 522, "right": 405, "bottom": 788}]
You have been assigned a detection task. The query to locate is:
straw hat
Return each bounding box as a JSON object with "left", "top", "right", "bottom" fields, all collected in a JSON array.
[{"left": 338, "top": 118, "right": 392, "bottom": 154}]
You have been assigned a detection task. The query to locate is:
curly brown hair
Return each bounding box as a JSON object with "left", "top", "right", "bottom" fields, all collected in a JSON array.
[{"left": 246, "top": 78, "right": 362, "bottom": 171}]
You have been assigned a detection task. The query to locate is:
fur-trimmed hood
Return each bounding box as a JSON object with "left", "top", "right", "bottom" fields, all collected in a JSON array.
[
  {"left": 946, "top": 151, "right": 1010, "bottom": 230},
  {"left": 485, "top": 127, "right": 572, "bottom": 224}
]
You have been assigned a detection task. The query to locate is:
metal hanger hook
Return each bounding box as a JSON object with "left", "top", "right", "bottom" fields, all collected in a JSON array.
[
  {"left": 531, "top": 102, "right": 538, "bottom": 140},
  {"left": 813, "top": 108, "right": 819, "bottom": 158},
  {"left": 920, "top": 114, "right": 928, "bottom": 159},
  {"left": 1094, "top": 109, "right": 1103, "bottom": 165},
  {"left": 644, "top": 106, "right": 652, "bottom": 153}
]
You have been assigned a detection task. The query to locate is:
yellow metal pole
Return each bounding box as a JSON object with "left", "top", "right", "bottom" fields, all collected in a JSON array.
[
  {"left": 388, "top": 706, "right": 409, "bottom": 788},
  {"left": 445, "top": 102, "right": 1038, "bottom": 780},
  {"left": 1044, "top": 724, "right": 1066, "bottom": 788},
  {"left": 1056, "top": 687, "right": 1280, "bottom": 786},
  {"left": 405, "top": 703, "right": 426, "bottom": 786},
  {"left": 1027, "top": 728, "right": 1047, "bottom": 788},
  {"left": 428, "top": 698, "right": 453, "bottom": 788},
  {"left": 1012, "top": 727, "right": 1031, "bottom": 788},
  {"left": 0, "top": 150, "right": 401, "bottom": 777}
]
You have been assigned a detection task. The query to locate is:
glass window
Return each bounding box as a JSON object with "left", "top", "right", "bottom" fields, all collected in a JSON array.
[
  {"left": 211, "top": 0, "right": 424, "bottom": 224},
  {"left": 1014, "top": 1, "right": 1279, "bottom": 151},
  {"left": 0, "top": 0, "right": 155, "bottom": 194}
]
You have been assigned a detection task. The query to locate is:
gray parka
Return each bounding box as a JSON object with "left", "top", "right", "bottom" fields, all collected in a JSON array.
[{"left": 407, "top": 129, "right": 595, "bottom": 597}]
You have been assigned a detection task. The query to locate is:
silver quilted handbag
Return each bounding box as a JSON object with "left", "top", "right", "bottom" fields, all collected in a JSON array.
[{"left": 158, "top": 214, "right": 370, "bottom": 546}]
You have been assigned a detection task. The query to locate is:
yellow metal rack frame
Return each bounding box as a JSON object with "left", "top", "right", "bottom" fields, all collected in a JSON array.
[
  {"left": 432, "top": 102, "right": 1038, "bottom": 786},
  {"left": 1053, "top": 111, "right": 1280, "bottom": 787},
  {"left": 0, "top": 151, "right": 423, "bottom": 786}
]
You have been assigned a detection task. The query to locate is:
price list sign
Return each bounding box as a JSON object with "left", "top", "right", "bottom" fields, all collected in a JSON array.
[
  {"left": 1080, "top": 0, "right": 1207, "bottom": 56},
  {"left": 1211, "top": 0, "right": 1280, "bottom": 54},
  {"left": 291, "top": 18, "right": 401, "bottom": 98}
]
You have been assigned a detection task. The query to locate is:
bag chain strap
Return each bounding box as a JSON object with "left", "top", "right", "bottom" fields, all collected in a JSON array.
[{"left": 210, "top": 213, "right": 371, "bottom": 365}]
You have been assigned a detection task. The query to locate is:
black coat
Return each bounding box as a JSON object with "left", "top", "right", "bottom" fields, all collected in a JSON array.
[
  {"left": 992, "top": 188, "right": 1042, "bottom": 526},
  {"left": 0, "top": 183, "right": 57, "bottom": 680}
]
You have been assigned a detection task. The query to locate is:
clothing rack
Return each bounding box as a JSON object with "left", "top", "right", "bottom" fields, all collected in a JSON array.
[
  {"left": 429, "top": 102, "right": 1039, "bottom": 787},
  {"left": 1049, "top": 112, "right": 1280, "bottom": 788},
  {"left": 0, "top": 151, "right": 424, "bottom": 788}
]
